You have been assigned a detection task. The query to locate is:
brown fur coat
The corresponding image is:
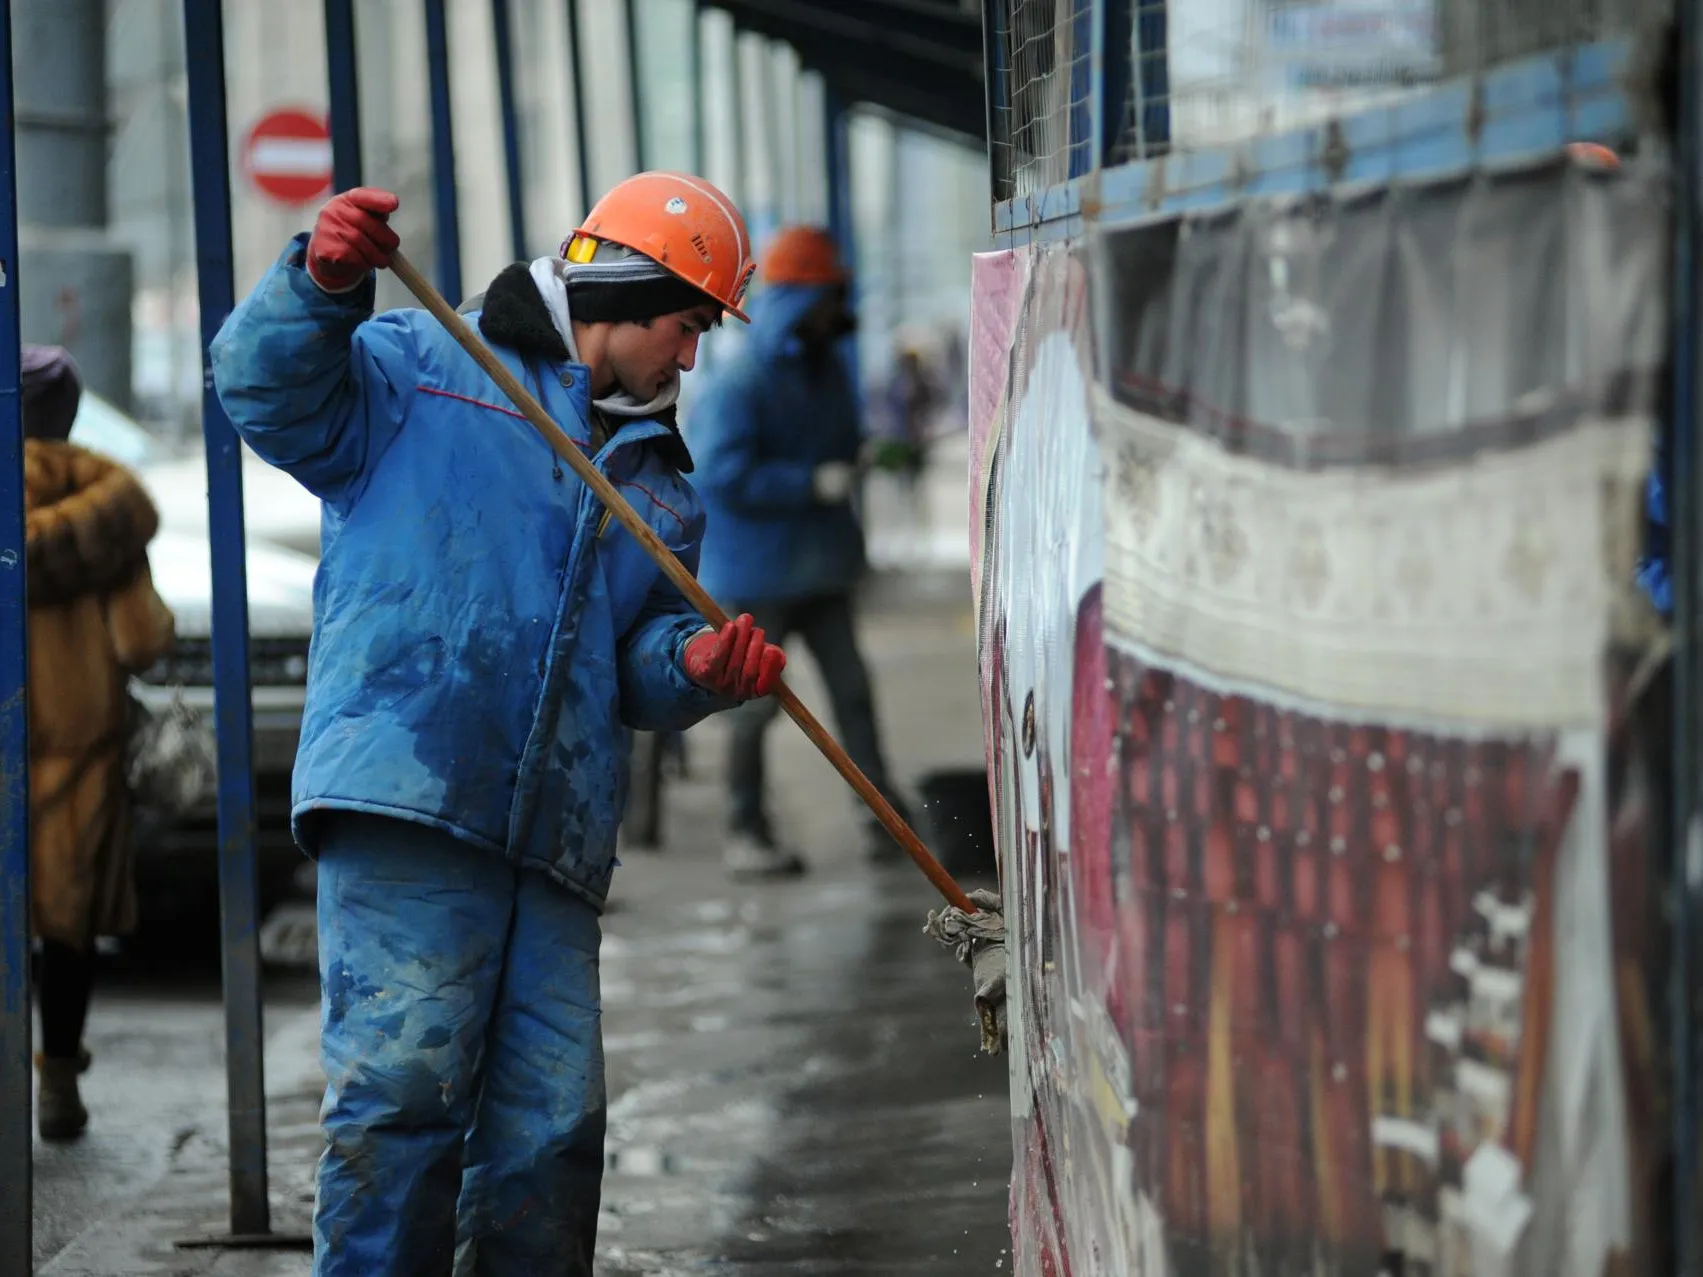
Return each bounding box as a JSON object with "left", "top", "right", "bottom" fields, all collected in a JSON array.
[{"left": 25, "top": 440, "right": 175, "bottom": 949}]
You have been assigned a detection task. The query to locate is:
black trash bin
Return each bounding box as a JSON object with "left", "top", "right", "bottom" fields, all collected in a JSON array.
[{"left": 917, "top": 767, "right": 997, "bottom": 880}]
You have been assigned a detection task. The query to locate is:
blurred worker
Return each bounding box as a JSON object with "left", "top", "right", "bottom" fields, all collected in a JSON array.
[
  {"left": 210, "top": 174, "right": 786, "bottom": 1277},
  {"left": 690, "top": 226, "right": 912, "bottom": 879},
  {"left": 22, "top": 344, "right": 176, "bottom": 1140},
  {"left": 877, "top": 334, "right": 938, "bottom": 520}
]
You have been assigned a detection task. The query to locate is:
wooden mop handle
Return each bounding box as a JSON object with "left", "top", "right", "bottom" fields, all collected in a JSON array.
[{"left": 386, "top": 250, "right": 977, "bottom": 915}]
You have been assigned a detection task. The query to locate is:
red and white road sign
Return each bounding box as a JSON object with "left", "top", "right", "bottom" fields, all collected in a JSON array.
[{"left": 241, "top": 108, "right": 333, "bottom": 206}]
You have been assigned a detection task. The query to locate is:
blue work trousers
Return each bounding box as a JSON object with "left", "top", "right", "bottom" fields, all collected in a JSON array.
[{"left": 312, "top": 813, "right": 605, "bottom": 1276}]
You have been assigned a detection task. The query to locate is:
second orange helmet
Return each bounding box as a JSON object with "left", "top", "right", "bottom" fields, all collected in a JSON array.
[{"left": 758, "top": 226, "right": 850, "bottom": 288}]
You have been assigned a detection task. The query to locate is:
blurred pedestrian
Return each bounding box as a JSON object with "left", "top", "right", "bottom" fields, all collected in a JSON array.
[
  {"left": 22, "top": 344, "right": 176, "bottom": 1140},
  {"left": 690, "top": 226, "right": 913, "bottom": 879},
  {"left": 879, "top": 336, "right": 936, "bottom": 516},
  {"left": 211, "top": 174, "right": 785, "bottom": 1276}
]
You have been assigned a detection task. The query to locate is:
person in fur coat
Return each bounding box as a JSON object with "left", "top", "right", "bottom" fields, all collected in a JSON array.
[{"left": 21, "top": 344, "right": 175, "bottom": 1139}]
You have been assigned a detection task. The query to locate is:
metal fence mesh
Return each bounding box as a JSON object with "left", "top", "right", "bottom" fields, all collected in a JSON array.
[
  {"left": 989, "top": 0, "right": 1095, "bottom": 198},
  {"left": 1115, "top": 0, "right": 1667, "bottom": 163},
  {"left": 988, "top": 0, "right": 1673, "bottom": 201}
]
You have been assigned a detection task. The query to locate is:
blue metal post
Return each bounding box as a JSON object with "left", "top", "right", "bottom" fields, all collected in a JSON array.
[
  {"left": 325, "top": 0, "right": 363, "bottom": 191},
  {"left": 625, "top": 0, "right": 647, "bottom": 172},
  {"left": 728, "top": 22, "right": 747, "bottom": 217},
  {"left": 1095, "top": 0, "right": 1133, "bottom": 168},
  {"left": 1067, "top": 0, "right": 1093, "bottom": 178},
  {"left": 0, "top": 0, "right": 32, "bottom": 1268},
  {"left": 492, "top": 0, "right": 529, "bottom": 259},
  {"left": 183, "top": 0, "right": 270, "bottom": 1238},
  {"left": 823, "top": 84, "right": 860, "bottom": 410},
  {"left": 566, "top": 0, "right": 595, "bottom": 217},
  {"left": 423, "top": 0, "right": 463, "bottom": 305},
  {"left": 824, "top": 86, "right": 854, "bottom": 290},
  {"left": 1132, "top": 0, "right": 1170, "bottom": 156},
  {"left": 689, "top": 2, "right": 706, "bottom": 176},
  {"left": 980, "top": 0, "right": 1010, "bottom": 203}
]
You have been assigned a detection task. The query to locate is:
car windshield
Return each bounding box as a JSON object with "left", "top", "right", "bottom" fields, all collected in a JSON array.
[{"left": 67, "top": 392, "right": 167, "bottom": 468}]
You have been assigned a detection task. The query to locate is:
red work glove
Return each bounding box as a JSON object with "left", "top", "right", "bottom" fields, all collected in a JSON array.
[
  {"left": 683, "top": 615, "right": 786, "bottom": 701},
  {"left": 305, "top": 188, "right": 401, "bottom": 293}
]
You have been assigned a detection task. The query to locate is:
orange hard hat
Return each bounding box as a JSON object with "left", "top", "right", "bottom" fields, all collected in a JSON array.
[
  {"left": 758, "top": 226, "right": 849, "bottom": 287},
  {"left": 568, "top": 171, "right": 756, "bottom": 322}
]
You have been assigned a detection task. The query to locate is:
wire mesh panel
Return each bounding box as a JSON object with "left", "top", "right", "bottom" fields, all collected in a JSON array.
[
  {"left": 1111, "top": 0, "right": 1669, "bottom": 165},
  {"left": 987, "top": 0, "right": 1673, "bottom": 193},
  {"left": 987, "top": 0, "right": 1095, "bottom": 199}
]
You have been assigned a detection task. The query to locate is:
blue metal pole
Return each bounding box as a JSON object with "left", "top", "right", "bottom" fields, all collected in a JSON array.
[
  {"left": 565, "top": 0, "right": 595, "bottom": 217},
  {"left": 979, "top": 0, "right": 1010, "bottom": 204},
  {"left": 1095, "top": 0, "right": 1133, "bottom": 168},
  {"left": 183, "top": 0, "right": 270, "bottom": 1238},
  {"left": 1675, "top": 0, "right": 1703, "bottom": 1268},
  {"left": 728, "top": 23, "right": 747, "bottom": 219},
  {"left": 1067, "top": 0, "right": 1093, "bottom": 178},
  {"left": 324, "top": 0, "right": 363, "bottom": 191},
  {"left": 823, "top": 84, "right": 861, "bottom": 411},
  {"left": 492, "top": 0, "right": 529, "bottom": 259},
  {"left": 689, "top": 2, "right": 706, "bottom": 177},
  {"left": 625, "top": 0, "right": 647, "bottom": 172},
  {"left": 424, "top": 0, "right": 463, "bottom": 305},
  {"left": 1133, "top": 0, "right": 1170, "bottom": 156},
  {"left": 0, "top": 0, "right": 32, "bottom": 1267},
  {"left": 824, "top": 86, "right": 854, "bottom": 286}
]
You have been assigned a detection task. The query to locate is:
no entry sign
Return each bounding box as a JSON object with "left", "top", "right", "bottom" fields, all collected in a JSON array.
[{"left": 241, "top": 108, "right": 333, "bottom": 206}]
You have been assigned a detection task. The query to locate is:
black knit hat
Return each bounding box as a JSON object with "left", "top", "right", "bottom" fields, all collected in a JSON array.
[
  {"left": 564, "top": 272, "right": 719, "bottom": 325},
  {"left": 558, "top": 235, "right": 720, "bottom": 325}
]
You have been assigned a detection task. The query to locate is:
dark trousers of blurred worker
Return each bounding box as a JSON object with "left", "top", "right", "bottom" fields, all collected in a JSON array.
[
  {"left": 313, "top": 813, "right": 605, "bottom": 1277},
  {"left": 724, "top": 592, "right": 900, "bottom": 851}
]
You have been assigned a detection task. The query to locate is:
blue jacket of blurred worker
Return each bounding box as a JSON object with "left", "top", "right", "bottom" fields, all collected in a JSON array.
[
  {"left": 688, "top": 227, "right": 912, "bottom": 879},
  {"left": 691, "top": 265, "right": 866, "bottom": 599},
  {"left": 210, "top": 176, "right": 786, "bottom": 1277}
]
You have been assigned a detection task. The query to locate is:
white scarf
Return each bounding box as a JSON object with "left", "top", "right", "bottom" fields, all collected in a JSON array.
[{"left": 528, "top": 256, "right": 680, "bottom": 420}]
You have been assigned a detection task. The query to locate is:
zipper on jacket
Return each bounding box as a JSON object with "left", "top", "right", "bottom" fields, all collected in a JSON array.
[{"left": 524, "top": 359, "right": 564, "bottom": 481}]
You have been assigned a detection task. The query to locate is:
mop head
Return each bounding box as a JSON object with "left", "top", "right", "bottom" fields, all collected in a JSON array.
[{"left": 923, "top": 888, "right": 1007, "bottom": 1054}]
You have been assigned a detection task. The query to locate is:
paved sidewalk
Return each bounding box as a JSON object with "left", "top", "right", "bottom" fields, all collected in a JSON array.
[{"left": 36, "top": 575, "right": 1010, "bottom": 1275}]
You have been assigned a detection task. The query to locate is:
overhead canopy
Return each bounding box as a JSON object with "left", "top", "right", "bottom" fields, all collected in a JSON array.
[{"left": 696, "top": 0, "right": 987, "bottom": 142}]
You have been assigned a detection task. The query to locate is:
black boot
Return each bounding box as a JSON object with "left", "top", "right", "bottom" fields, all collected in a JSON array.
[{"left": 35, "top": 1049, "right": 91, "bottom": 1140}]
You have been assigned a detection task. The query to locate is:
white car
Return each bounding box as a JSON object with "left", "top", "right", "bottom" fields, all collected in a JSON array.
[{"left": 68, "top": 393, "right": 321, "bottom": 918}]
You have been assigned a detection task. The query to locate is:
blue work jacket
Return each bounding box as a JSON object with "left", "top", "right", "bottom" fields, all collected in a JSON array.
[{"left": 211, "top": 239, "right": 727, "bottom": 908}]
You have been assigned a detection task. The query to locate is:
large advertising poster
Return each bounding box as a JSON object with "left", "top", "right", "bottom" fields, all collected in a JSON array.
[{"left": 975, "top": 160, "right": 1674, "bottom": 1276}]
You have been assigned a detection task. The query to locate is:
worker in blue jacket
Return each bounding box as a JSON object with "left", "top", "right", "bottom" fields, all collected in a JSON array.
[
  {"left": 210, "top": 175, "right": 785, "bottom": 1277},
  {"left": 688, "top": 226, "right": 912, "bottom": 878}
]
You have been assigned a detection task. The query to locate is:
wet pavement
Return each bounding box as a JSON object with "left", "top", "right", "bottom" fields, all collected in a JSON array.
[{"left": 30, "top": 575, "right": 1012, "bottom": 1274}]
